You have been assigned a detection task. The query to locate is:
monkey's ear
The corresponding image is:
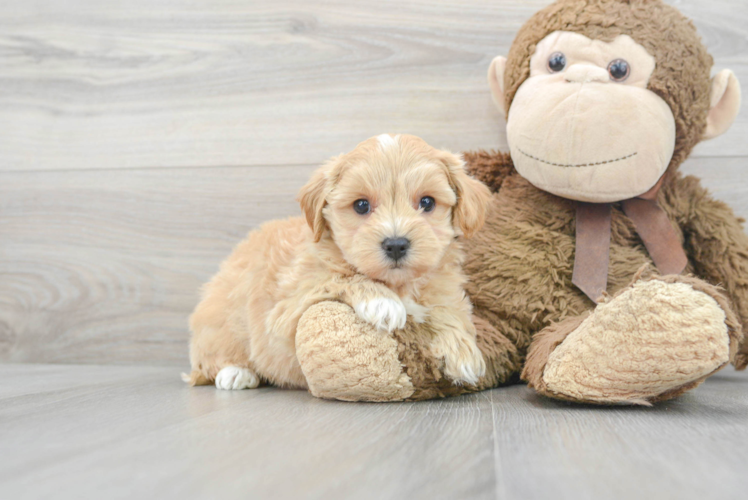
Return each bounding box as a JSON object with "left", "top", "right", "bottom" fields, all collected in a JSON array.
[
  {"left": 297, "top": 156, "right": 343, "bottom": 242},
  {"left": 488, "top": 56, "right": 508, "bottom": 117},
  {"left": 704, "top": 70, "right": 741, "bottom": 140},
  {"left": 441, "top": 152, "right": 492, "bottom": 238}
]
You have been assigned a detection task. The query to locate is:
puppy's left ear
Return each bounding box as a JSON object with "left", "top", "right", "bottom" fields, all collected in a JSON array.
[
  {"left": 441, "top": 152, "right": 492, "bottom": 238},
  {"left": 297, "top": 155, "right": 345, "bottom": 242}
]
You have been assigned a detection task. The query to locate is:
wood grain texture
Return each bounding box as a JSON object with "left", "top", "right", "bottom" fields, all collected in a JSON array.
[
  {"left": 0, "top": 0, "right": 746, "bottom": 172},
  {"left": 0, "top": 363, "right": 746, "bottom": 500},
  {"left": 0, "top": 165, "right": 316, "bottom": 365}
]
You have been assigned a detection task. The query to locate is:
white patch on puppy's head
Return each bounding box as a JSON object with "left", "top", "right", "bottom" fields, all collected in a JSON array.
[{"left": 377, "top": 133, "right": 400, "bottom": 151}]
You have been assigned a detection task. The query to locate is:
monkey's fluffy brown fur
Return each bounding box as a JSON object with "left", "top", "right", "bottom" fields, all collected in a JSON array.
[
  {"left": 458, "top": 0, "right": 747, "bottom": 400},
  {"left": 464, "top": 152, "right": 747, "bottom": 378}
]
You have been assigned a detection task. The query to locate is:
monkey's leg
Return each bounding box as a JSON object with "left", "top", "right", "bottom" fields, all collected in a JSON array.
[
  {"left": 295, "top": 301, "right": 520, "bottom": 402},
  {"left": 522, "top": 275, "right": 742, "bottom": 405}
]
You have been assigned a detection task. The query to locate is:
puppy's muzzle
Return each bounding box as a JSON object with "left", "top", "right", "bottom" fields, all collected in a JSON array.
[{"left": 382, "top": 237, "right": 410, "bottom": 262}]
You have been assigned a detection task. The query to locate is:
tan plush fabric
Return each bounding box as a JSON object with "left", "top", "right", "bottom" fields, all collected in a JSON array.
[
  {"left": 521, "top": 314, "right": 589, "bottom": 394},
  {"left": 295, "top": 301, "right": 522, "bottom": 402},
  {"left": 296, "top": 301, "right": 415, "bottom": 402},
  {"left": 503, "top": 0, "right": 713, "bottom": 178},
  {"left": 704, "top": 69, "right": 742, "bottom": 140},
  {"left": 541, "top": 279, "right": 730, "bottom": 405},
  {"left": 505, "top": 31, "right": 676, "bottom": 202}
]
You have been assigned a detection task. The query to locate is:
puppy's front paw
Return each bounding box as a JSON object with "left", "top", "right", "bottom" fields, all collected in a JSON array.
[
  {"left": 433, "top": 338, "right": 486, "bottom": 386},
  {"left": 354, "top": 297, "right": 407, "bottom": 332},
  {"left": 402, "top": 297, "right": 429, "bottom": 324},
  {"left": 215, "top": 366, "right": 260, "bottom": 390}
]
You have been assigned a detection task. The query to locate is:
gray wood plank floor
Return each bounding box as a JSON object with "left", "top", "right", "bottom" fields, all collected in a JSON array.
[{"left": 0, "top": 363, "right": 746, "bottom": 500}]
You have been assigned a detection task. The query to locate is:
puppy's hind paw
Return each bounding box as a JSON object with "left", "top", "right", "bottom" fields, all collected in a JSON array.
[
  {"left": 355, "top": 297, "right": 407, "bottom": 332},
  {"left": 215, "top": 366, "right": 260, "bottom": 390}
]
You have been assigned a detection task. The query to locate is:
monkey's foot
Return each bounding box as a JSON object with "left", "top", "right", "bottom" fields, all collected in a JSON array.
[
  {"left": 295, "top": 301, "right": 415, "bottom": 402},
  {"left": 524, "top": 278, "right": 734, "bottom": 405}
]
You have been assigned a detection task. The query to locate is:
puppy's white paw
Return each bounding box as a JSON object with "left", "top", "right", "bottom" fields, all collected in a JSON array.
[
  {"left": 215, "top": 366, "right": 260, "bottom": 390},
  {"left": 355, "top": 297, "right": 407, "bottom": 332},
  {"left": 402, "top": 297, "right": 429, "bottom": 324},
  {"left": 453, "top": 358, "right": 484, "bottom": 386},
  {"left": 449, "top": 349, "right": 486, "bottom": 386},
  {"left": 435, "top": 339, "right": 486, "bottom": 386}
]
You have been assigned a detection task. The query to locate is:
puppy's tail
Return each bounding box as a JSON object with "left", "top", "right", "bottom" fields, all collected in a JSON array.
[{"left": 181, "top": 370, "right": 212, "bottom": 386}]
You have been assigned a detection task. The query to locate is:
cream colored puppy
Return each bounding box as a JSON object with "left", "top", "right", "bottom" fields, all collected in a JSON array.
[{"left": 185, "top": 134, "right": 492, "bottom": 391}]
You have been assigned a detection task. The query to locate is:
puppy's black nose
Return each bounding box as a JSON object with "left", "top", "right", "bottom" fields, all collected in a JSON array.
[{"left": 382, "top": 237, "right": 410, "bottom": 261}]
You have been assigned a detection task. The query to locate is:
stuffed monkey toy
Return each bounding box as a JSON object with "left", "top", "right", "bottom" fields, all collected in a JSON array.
[{"left": 295, "top": 0, "right": 747, "bottom": 404}]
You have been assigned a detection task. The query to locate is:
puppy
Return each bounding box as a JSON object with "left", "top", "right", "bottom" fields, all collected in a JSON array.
[{"left": 185, "top": 134, "right": 492, "bottom": 390}]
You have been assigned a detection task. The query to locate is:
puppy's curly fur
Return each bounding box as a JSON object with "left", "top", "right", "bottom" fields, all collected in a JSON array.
[{"left": 185, "top": 134, "right": 492, "bottom": 390}]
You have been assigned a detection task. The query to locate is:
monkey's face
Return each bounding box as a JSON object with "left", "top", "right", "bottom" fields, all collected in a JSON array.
[{"left": 506, "top": 32, "right": 676, "bottom": 203}]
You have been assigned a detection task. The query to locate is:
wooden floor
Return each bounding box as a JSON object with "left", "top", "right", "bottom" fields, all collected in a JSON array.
[{"left": 0, "top": 363, "right": 746, "bottom": 500}]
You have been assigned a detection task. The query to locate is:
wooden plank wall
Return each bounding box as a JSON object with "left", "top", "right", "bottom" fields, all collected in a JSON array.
[{"left": 1, "top": 0, "right": 747, "bottom": 366}]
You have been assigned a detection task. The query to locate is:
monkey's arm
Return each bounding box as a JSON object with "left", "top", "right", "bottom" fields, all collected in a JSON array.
[
  {"left": 462, "top": 150, "right": 515, "bottom": 193},
  {"left": 667, "top": 174, "right": 748, "bottom": 370}
]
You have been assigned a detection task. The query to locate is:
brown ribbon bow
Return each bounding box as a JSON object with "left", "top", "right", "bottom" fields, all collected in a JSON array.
[{"left": 571, "top": 178, "right": 688, "bottom": 303}]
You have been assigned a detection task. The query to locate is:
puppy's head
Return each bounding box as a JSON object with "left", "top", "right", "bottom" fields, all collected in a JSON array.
[{"left": 298, "top": 134, "right": 492, "bottom": 286}]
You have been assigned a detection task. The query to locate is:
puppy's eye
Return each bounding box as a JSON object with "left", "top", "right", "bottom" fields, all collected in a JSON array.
[
  {"left": 547, "top": 52, "right": 566, "bottom": 73},
  {"left": 353, "top": 199, "right": 370, "bottom": 215},
  {"left": 419, "top": 196, "right": 435, "bottom": 212}
]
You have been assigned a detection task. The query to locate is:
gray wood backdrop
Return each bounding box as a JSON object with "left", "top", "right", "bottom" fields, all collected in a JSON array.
[{"left": 1, "top": 0, "right": 747, "bottom": 367}]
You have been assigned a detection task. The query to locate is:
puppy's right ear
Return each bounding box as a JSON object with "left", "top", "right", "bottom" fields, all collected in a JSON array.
[
  {"left": 439, "top": 151, "right": 492, "bottom": 239},
  {"left": 297, "top": 156, "right": 344, "bottom": 242}
]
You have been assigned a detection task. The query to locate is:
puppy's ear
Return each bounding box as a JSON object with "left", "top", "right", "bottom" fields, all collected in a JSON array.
[
  {"left": 297, "top": 156, "right": 344, "bottom": 242},
  {"left": 441, "top": 152, "right": 492, "bottom": 238}
]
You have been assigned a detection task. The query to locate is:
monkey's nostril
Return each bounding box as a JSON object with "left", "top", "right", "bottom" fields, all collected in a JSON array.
[{"left": 382, "top": 237, "right": 410, "bottom": 261}]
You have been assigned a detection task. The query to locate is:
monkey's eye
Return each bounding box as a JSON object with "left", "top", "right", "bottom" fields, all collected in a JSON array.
[
  {"left": 608, "top": 59, "right": 630, "bottom": 82},
  {"left": 419, "top": 196, "right": 436, "bottom": 212},
  {"left": 353, "top": 199, "right": 370, "bottom": 215},
  {"left": 547, "top": 52, "right": 566, "bottom": 73}
]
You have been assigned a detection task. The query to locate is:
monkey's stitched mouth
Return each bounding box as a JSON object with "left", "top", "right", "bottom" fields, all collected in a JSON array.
[{"left": 517, "top": 148, "right": 637, "bottom": 168}]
